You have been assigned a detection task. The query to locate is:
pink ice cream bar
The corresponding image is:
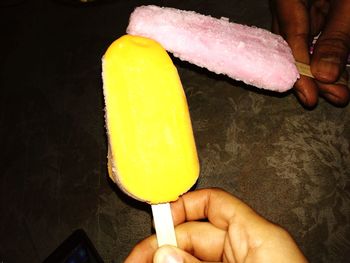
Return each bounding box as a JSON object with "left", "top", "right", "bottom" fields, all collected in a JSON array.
[{"left": 127, "top": 5, "right": 300, "bottom": 92}]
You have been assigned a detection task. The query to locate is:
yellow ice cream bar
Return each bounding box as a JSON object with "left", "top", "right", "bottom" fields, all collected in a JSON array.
[{"left": 102, "top": 35, "right": 199, "bottom": 204}]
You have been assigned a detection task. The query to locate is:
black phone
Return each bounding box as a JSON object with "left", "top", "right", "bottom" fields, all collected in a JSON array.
[{"left": 43, "top": 229, "right": 104, "bottom": 263}]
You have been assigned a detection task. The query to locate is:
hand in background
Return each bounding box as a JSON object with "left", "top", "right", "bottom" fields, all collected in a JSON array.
[
  {"left": 125, "top": 188, "right": 308, "bottom": 263},
  {"left": 270, "top": 0, "right": 350, "bottom": 108}
]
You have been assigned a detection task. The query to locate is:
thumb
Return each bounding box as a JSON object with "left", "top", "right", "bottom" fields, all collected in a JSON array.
[
  {"left": 310, "top": 1, "right": 350, "bottom": 83},
  {"left": 153, "top": 245, "right": 201, "bottom": 263},
  {"left": 311, "top": 33, "right": 349, "bottom": 83}
]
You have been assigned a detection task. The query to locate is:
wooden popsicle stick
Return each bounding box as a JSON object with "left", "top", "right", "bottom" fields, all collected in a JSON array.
[
  {"left": 295, "top": 61, "right": 348, "bottom": 87},
  {"left": 151, "top": 203, "right": 178, "bottom": 247}
]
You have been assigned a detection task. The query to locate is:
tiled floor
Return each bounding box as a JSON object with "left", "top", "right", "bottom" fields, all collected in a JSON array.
[{"left": 1, "top": 1, "right": 349, "bottom": 262}]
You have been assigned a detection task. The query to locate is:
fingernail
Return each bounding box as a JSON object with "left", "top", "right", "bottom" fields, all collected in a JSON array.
[
  {"left": 320, "top": 55, "right": 341, "bottom": 63},
  {"left": 319, "top": 56, "right": 341, "bottom": 68},
  {"left": 317, "top": 55, "right": 342, "bottom": 80},
  {"left": 154, "top": 246, "right": 183, "bottom": 263}
]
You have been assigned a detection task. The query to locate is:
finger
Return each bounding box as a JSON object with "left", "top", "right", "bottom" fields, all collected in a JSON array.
[
  {"left": 317, "top": 81, "right": 350, "bottom": 106},
  {"left": 170, "top": 188, "right": 268, "bottom": 230},
  {"left": 311, "top": 0, "right": 350, "bottom": 83},
  {"left": 174, "top": 222, "right": 225, "bottom": 262},
  {"left": 271, "top": 0, "right": 309, "bottom": 51},
  {"left": 271, "top": 0, "right": 320, "bottom": 107},
  {"left": 124, "top": 235, "right": 158, "bottom": 263},
  {"left": 153, "top": 246, "right": 202, "bottom": 263},
  {"left": 294, "top": 75, "right": 319, "bottom": 108},
  {"left": 125, "top": 222, "right": 226, "bottom": 263},
  {"left": 176, "top": 222, "right": 307, "bottom": 263}
]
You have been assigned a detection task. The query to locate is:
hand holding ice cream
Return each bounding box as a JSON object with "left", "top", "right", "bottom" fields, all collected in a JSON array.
[
  {"left": 270, "top": 0, "right": 350, "bottom": 107},
  {"left": 125, "top": 188, "right": 308, "bottom": 263}
]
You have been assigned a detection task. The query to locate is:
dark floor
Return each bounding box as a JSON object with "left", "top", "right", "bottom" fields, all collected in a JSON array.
[{"left": 1, "top": 0, "right": 350, "bottom": 262}]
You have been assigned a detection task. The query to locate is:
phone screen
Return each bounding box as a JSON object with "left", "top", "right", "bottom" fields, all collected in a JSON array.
[{"left": 43, "top": 229, "right": 103, "bottom": 263}]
